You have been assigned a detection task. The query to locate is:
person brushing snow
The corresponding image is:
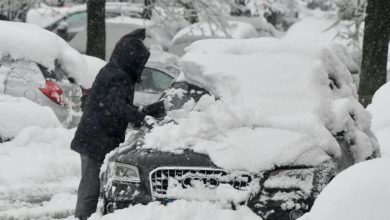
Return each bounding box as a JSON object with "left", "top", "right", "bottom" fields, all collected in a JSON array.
[{"left": 71, "top": 28, "right": 150, "bottom": 220}]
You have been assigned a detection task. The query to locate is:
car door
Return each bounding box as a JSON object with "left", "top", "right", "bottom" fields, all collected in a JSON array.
[{"left": 134, "top": 67, "right": 174, "bottom": 106}]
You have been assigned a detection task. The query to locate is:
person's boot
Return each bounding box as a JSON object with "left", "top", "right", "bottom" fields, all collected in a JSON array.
[{"left": 78, "top": 217, "right": 88, "bottom": 220}]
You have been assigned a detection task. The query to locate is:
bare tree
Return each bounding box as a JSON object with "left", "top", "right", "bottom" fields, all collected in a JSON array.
[
  {"left": 358, "top": 0, "right": 390, "bottom": 107},
  {"left": 86, "top": 0, "right": 105, "bottom": 60}
]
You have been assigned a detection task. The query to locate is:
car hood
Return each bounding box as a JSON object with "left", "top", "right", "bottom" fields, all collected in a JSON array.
[
  {"left": 107, "top": 128, "right": 331, "bottom": 173},
  {"left": 110, "top": 142, "right": 218, "bottom": 171}
]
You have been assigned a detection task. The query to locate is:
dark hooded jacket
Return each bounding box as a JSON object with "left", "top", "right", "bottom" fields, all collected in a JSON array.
[{"left": 71, "top": 30, "right": 150, "bottom": 162}]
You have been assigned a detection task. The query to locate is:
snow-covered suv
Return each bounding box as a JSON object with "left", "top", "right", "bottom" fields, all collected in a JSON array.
[{"left": 99, "top": 39, "right": 379, "bottom": 220}]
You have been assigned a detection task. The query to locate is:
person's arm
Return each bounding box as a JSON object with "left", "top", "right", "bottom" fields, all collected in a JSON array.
[{"left": 102, "top": 79, "right": 146, "bottom": 126}]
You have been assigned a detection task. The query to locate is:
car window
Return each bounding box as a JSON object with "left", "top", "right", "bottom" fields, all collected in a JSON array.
[
  {"left": 136, "top": 67, "right": 174, "bottom": 93},
  {"left": 66, "top": 12, "right": 87, "bottom": 29}
]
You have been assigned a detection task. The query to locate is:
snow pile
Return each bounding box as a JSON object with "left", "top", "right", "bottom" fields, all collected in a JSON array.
[
  {"left": 0, "top": 21, "right": 87, "bottom": 86},
  {"left": 368, "top": 82, "right": 390, "bottom": 157},
  {"left": 171, "top": 21, "right": 258, "bottom": 45},
  {"left": 301, "top": 158, "right": 390, "bottom": 220},
  {"left": 283, "top": 17, "right": 360, "bottom": 73},
  {"left": 0, "top": 193, "right": 76, "bottom": 220},
  {"left": 0, "top": 127, "right": 79, "bottom": 219},
  {"left": 89, "top": 200, "right": 261, "bottom": 220},
  {"left": 0, "top": 95, "right": 60, "bottom": 138},
  {"left": 144, "top": 38, "right": 377, "bottom": 172}
]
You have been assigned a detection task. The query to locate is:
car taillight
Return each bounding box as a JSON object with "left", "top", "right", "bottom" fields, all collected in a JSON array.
[{"left": 39, "top": 81, "right": 65, "bottom": 106}]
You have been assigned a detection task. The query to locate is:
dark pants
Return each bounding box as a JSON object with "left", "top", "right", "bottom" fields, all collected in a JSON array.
[{"left": 75, "top": 155, "right": 102, "bottom": 218}]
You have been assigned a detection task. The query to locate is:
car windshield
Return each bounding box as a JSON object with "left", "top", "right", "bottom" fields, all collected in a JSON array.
[{"left": 163, "top": 81, "right": 209, "bottom": 111}]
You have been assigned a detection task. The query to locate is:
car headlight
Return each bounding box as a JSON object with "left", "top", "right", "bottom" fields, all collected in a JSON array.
[{"left": 108, "top": 162, "right": 140, "bottom": 183}]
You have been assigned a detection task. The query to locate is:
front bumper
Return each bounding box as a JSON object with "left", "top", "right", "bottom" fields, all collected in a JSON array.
[{"left": 100, "top": 160, "right": 337, "bottom": 220}]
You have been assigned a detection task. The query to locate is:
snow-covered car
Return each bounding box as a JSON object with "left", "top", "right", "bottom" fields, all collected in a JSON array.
[
  {"left": 41, "top": 3, "right": 145, "bottom": 41},
  {"left": 300, "top": 158, "right": 390, "bottom": 220},
  {"left": 168, "top": 21, "right": 258, "bottom": 56},
  {"left": 0, "top": 21, "right": 86, "bottom": 127},
  {"left": 69, "top": 18, "right": 151, "bottom": 60},
  {"left": 99, "top": 39, "right": 379, "bottom": 220}
]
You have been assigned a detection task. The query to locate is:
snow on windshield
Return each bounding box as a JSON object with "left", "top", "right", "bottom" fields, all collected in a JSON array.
[
  {"left": 143, "top": 38, "right": 378, "bottom": 172},
  {"left": 0, "top": 21, "right": 87, "bottom": 87}
]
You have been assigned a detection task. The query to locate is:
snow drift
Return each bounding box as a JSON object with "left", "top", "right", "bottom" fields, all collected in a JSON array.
[
  {"left": 143, "top": 38, "right": 378, "bottom": 172},
  {"left": 0, "top": 95, "right": 60, "bottom": 138},
  {"left": 300, "top": 158, "right": 390, "bottom": 220}
]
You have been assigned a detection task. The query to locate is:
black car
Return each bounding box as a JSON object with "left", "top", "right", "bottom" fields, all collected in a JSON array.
[{"left": 98, "top": 79, "right": 379, "bottom": 220}]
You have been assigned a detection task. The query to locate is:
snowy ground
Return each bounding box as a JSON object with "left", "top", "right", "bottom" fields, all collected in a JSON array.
[{"left": 0, "top": 127, "right": 79, "bottom": 220}]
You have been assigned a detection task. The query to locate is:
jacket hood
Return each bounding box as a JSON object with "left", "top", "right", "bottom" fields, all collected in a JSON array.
[{"left": 110, "top": 29, "right": 150, "bottom": 82}]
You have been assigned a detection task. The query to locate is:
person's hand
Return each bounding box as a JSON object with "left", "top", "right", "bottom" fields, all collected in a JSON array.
[{"left": 142, "top": 100, "right": 166, "bottom": 119}]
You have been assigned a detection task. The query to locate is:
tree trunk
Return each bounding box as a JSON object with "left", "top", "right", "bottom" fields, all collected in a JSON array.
[
  {"left": 86, "top": 0, "right": 105, "bottom": 60},
  {"left": 358, "top": 0, "right": 390, "bottom": 107}
]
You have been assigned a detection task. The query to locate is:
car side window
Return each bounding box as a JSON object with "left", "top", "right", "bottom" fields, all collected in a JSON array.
[{"left": 136, "top": 68, "right": 174, "bottom": 93}]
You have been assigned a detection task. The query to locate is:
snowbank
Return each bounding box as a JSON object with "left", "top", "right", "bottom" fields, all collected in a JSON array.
[
  {"left": 301, "top": 158, "right": 390, "bottom": 220},
  {"left": 89, "top": 200, "right": 261, "bottom": 220},
  {"left": 0, "top": 127, "right": 79, "bottom": 219},
  {"left": 0, "top": 21, "right": 87, "bottom": 86},
  {"left": 368, "top": 82, "right": 390, "bottom": 157},
  {"left": 143, "top": 38, "right": 377, "bottom": 172},
  {"left": 0, "top": 95, "right": 60, "bottom": 138}
]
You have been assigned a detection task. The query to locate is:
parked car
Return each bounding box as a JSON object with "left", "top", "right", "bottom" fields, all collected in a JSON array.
[
  {"left": 0, "top": 57, "right": 82, "bottom": 126},
  {"left": 0, "top": 21, "right": 86, "bottom": 128},
  {"left": 98, "top": 39, "right": 379, "bottom": 220},
  {"left": 69, "top": 19, "right": 150, "bottom": 60},
  {"left": 43, "top": 3, "right": 146, "bottom": 41}
]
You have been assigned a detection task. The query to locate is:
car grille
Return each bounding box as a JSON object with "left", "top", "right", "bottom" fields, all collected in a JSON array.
[{"left": 149, "top": 167, "right": 252, "bottom": 199}]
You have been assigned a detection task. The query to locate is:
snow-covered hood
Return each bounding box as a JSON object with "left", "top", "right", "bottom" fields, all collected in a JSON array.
[{"left": 140, "top": 38, "right": 378, "bottom": 173}]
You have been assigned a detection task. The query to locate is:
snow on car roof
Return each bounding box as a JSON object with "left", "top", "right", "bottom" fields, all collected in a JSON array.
[
  {"left": 143, "top": 38, "right": 378, "bottom": 172},
  {"left": 0, "top": 21, "right": 87, "bottom": 86},
  {"left": 171, "top": 21, "right": 258, "bottom": 45}
]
